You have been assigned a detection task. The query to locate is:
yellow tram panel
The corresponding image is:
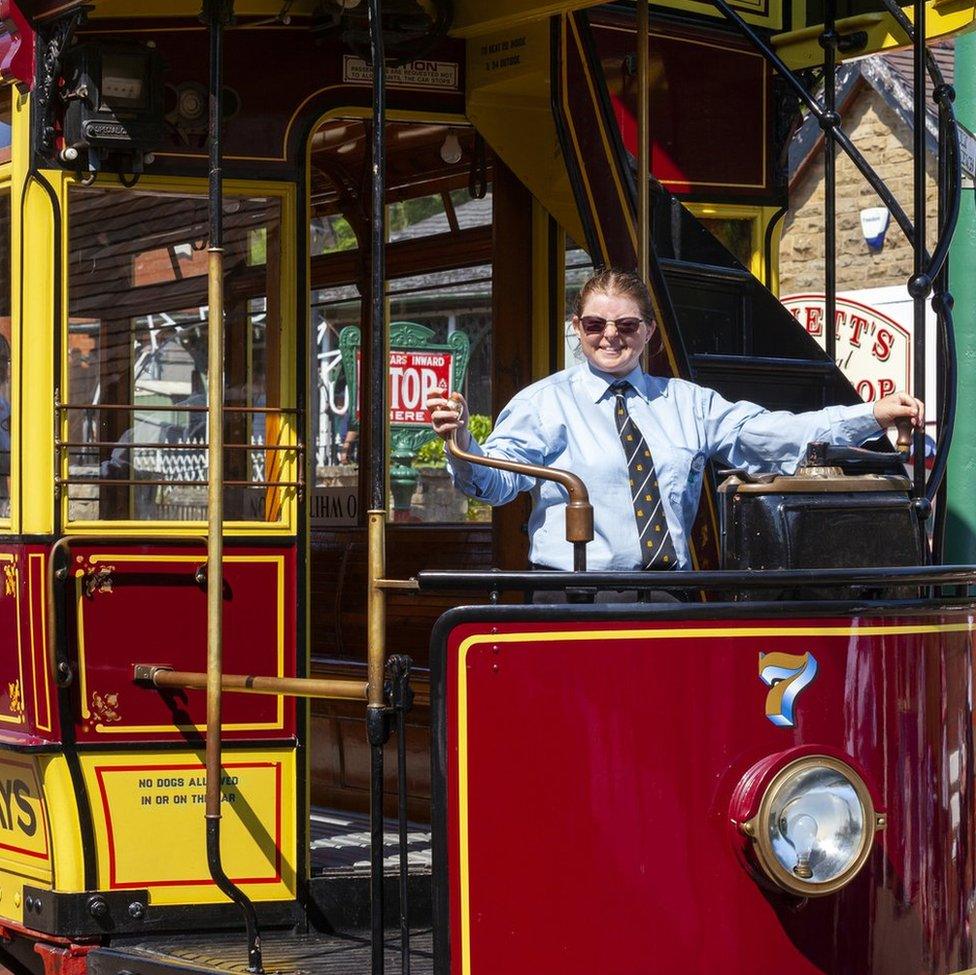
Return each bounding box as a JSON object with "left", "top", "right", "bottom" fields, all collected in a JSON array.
[{"left": 78, "top": 749, "right": 297, "bottom": 907}]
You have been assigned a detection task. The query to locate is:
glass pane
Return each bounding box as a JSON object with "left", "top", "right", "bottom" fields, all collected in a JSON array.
[
  {"left": 699, "top": 217, "right": 754, "bottom": 269},
  {"left": 387, "top": 265, "right": 492, "bottom": 524},
  {"left": 311, "top": 215, "right": 357, "bottom": 256},
  {"left": 0, "top": 189, "right": 7, "bottom": 519},
  {"left": 564, "top": 242, "right": 594, "bottom": 367},
  {"left": 312, "top": 286, "right": 360, "bottom": 524},
  {"left": 65, "top": 186, "right": 286, "bottom": 522},
  {"left": 0, "top": 189, "right": 9, "bottom": 519}
]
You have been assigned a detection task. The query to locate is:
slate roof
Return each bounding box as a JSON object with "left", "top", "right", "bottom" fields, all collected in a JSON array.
[{"left": 789, "top": 40, "right": 954, "bottom": 185}]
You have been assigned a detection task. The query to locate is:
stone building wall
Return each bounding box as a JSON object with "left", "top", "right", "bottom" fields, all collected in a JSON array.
[{"left": 778, "top": 84, "right": 938, "bottom": 296}]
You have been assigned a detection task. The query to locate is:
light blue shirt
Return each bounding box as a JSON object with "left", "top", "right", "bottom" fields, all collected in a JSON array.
[{"left": 447, "top": 362, "right": 883, "bottom": 571}]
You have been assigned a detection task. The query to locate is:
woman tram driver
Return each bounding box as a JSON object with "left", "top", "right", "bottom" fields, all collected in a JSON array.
[{"left": 427, "top": 268, "right": 924, "bottom": 596}]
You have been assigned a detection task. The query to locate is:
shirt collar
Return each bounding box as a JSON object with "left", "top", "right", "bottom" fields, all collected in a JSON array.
[{"left": 578, "top": 361, "right": 668, "bottom": 404}]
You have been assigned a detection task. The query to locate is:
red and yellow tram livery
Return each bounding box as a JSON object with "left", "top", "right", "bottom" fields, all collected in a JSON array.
[{"left": 0, "top": 0, "right": 971, "bottom": 974}]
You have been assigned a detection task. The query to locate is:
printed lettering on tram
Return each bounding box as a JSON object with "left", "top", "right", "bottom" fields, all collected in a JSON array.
[{"left": 0, "top": 2, "right": 970, "bottom": 975}]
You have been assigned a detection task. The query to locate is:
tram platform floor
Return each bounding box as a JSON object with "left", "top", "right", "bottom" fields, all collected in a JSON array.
[
  {"left": 89, "top": 929, "right": 434, "bottom": 975},
  {"left": 86, "top": 806, "right": 435, "bottom": 975}
]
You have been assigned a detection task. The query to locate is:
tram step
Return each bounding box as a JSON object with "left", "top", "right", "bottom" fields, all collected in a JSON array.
[{"left": 87, "top": 929, "right": 434, "bottom": 975}]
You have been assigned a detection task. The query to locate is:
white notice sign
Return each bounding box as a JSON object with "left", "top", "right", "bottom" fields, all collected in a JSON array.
[{"left": 341, "top": 56, "right": 460, "bottom": 91}]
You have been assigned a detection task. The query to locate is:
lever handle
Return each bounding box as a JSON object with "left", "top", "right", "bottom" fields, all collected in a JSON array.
[{"left": 894, "top": 418, "right": 912, "bottom": 458}]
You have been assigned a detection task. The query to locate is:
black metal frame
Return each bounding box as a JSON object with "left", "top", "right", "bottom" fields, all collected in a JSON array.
[
  {"left": 418, "top": 563, "right": 976, "bottom": 595},
  {"left": 708, "top": 0, "right": 962, "bottom": 554}
]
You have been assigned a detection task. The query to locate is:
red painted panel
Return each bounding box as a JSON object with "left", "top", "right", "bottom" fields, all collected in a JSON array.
[
  {"left": 444, "top": 613, "right": 976, "bottom": 974},
  {"left": 67, "top": 544, "right": 296, "bottom": 743},
  {"left": 592, "top": 18, "right": 772, "bottom": 199},
  {"left": 0, "top": 546, "right": 25, "bottom": 732},
  {"left": 0, "top": 3, "right": 33, "bottom": 90}
]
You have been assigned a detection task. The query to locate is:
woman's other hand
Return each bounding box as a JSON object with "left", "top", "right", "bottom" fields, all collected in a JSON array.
[
  {"left": 873, "top": 391, "right": 925, "bottom": 431},
  {"left": 427, "top": 388, "right": 471, "bottom": 449}
]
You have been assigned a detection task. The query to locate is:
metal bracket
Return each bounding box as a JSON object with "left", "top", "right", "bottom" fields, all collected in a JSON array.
[
  {"left": 23, "top": 885, "right": 150, "bottom": 938},
  {"left": 132, "top": 664, "right": 173, "bottom": 684},
  {"left": 34, "top": 6, "right": 90, "bottom": 157}
]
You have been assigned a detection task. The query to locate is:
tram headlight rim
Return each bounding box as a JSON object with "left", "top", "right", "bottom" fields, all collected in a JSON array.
[{"left": 738, "top": 753, "right": 886, "bottom": 897}]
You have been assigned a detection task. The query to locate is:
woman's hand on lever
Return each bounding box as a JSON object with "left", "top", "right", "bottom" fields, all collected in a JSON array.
[
  {"left": 873, "top": 391, "right": 925, "bottom": 431},
  {"left": 427, "top": 388, "right": 471, "bottom": 450}
]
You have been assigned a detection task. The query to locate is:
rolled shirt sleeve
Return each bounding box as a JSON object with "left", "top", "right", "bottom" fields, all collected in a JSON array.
[{"left": 698, "top": 386, "right": 884, "bottom": 474}]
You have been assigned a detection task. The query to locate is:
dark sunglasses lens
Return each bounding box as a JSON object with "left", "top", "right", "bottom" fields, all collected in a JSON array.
[
  {"left": 580, "top": 316, "right": 607, "bottom": 334},
  {"left": 615, "top": 318, "right": 642, "bottom": 334}
]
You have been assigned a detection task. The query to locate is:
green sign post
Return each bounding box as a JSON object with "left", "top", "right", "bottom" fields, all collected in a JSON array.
[{"left": 339, "top": 322, "right": 470, "bottom": 517}]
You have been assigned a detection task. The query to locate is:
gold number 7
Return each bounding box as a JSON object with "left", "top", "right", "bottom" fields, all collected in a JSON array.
[{"left": 759, "top": 651, "right": 819, "bottom": 727}]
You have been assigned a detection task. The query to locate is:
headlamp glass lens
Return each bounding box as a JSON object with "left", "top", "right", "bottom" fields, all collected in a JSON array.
[{"left": 766, "top": 765, "right": 867, "bottom": 884}]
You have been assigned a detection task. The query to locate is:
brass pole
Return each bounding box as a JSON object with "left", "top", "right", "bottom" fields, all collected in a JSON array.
[
  {"left": 637, "top": 0, "right": 650, "bottom": 284},
  {"left": 140, "top": 666, "right": 368, "bottom": 701},
  {"left": 206, "top": 244, "right": 225, "bottom": 820},
  {"left": 367, "top": 509, "right": 387, "bottom": 708}
]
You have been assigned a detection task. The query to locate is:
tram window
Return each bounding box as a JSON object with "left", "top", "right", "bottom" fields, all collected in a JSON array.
[
  {"left": 699, "top": 217, "right": 754, "bottom": 270},
  {"left": 0, "top": 189, "right": 10, "bottom": 522},
  {"left": 64, "top": 186, "right": 287, "bottom": 524},
  {"left": 564, "top": 243, "right": 595, "bottom": 366},
  {"left": 386, "top": 265, "right": 492, "bottom": 523},
  {"left": 311, "top": 215, "right": 356, "bottom": 256},
  {"left": 310, "top": 117, "right": 493, "bottom": 525},
  {"left": 0, "top": 89, "right": 11, "bottom": 163},
  {"left": 388, "top": 187, "right": 492, "bottom": 241}
]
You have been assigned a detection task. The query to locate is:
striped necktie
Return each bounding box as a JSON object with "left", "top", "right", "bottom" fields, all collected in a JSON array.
[{"left": 610, "top": 380, "right": 678, "bottom": 570}]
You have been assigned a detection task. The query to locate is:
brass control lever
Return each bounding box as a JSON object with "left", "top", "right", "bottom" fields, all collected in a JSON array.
[
  {"left": 447, "top": 432, "right": 594, "bottom": 571},
  {"left": 894, "top": 417, "right": 913, "bottom": 459}
]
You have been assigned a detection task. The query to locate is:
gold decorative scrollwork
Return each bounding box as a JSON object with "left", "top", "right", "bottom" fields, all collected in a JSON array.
[
  {"left": 83, "top": 564, "right": 115, "bottom": 598},
  {"left": 7, "top": 681, "right": 22, "bottom": 716},
  {"left": 2, "top": 564, "right": 15, "bottom": 597},
  {"left": 91, "top": 691, "right": 121, "bottom": 724}
]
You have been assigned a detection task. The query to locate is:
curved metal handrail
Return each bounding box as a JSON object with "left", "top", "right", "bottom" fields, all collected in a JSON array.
[{"left": 447, "top": 431, "right": 594, "bottom": 570}]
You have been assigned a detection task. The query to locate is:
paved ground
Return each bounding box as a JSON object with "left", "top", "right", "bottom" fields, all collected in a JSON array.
[{"left": 309, "top": 806, "right": 431, "bottom": 875}]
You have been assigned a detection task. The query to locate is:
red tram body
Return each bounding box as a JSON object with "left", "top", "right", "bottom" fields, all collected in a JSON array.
[{"left": 0, "top": 0, "right": 968, "bottom": 973}]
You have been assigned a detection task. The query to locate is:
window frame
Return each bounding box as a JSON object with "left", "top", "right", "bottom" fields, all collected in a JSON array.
[{"left": 59, "top": 174, "right": 299, "bottom": 537}]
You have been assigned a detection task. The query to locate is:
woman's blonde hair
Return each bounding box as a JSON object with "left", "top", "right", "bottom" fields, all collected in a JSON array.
[{"left": 572, "top": 267, "right": 655, "bottom": 324}]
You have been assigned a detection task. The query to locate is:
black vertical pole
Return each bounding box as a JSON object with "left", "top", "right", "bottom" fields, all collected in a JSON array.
[
  {"left": 203, "top": 2, "right": 263, "bottom": 968},
  {"left": 821, "top": 0, "right": 838, "bottom": 367},
  {"left": 366, "top": 1, "right": 387, "bottom": 973},
  {"left": 911, "top": 0, "right": 929, "bottom": 507}
]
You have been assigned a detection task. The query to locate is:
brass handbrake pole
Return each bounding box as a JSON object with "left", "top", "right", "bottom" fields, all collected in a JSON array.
[
  {"left": 366, "top": 1, "right": 389, "bottom": 972},
  {"left": 203, "top": 2, "right": 263, "bottom": 971}
]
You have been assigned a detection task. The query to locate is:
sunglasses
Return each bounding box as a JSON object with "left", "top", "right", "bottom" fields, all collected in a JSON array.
[{"left": 578, "top": 315, "right": 644, "bottom": 336}]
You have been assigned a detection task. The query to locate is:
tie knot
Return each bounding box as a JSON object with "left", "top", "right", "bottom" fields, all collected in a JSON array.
[{"left": 610, "top": 380, "right": 631, "bottom": 398}]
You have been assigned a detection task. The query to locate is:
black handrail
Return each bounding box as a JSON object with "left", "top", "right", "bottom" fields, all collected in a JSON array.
[
  {"left": 709, "top": 0, "right": 917, "bottom": 248},
  {"left": 417, "top": 564, "right": 976, "bottom": 592},
  {"left": 712, "top": 0, "right": 964, "bottom": 516}
]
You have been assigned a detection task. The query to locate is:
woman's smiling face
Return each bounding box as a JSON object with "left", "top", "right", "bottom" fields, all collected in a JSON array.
[{"left": 573, "top": 290, "right": 652, "bottom": 377}]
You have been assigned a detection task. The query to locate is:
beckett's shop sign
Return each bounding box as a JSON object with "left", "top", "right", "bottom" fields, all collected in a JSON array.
[{"left": 782, "top": 293, "right": 911, "bottom": 402}]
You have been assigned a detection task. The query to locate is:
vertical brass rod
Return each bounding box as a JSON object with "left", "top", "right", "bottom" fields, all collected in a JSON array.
[
  {"left": 367, "top": 510, "right": 387, "bottom": 708},
  {"left": 637, "top": 0, "right": 650, "bottom": 285},
  {"left": 206, "top": 242, "right": 225, "bottom": 820},
  {"left": 366, "top": 1, "right": 389, "bottom": 971},
  {"left": 203, "top": 2, "right": 262, "bottom": 971}
]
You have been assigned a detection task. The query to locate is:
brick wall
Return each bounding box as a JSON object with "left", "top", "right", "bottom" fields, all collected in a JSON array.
[{"left": 779, "top": 83, "right": 938, "bottom": 296}]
